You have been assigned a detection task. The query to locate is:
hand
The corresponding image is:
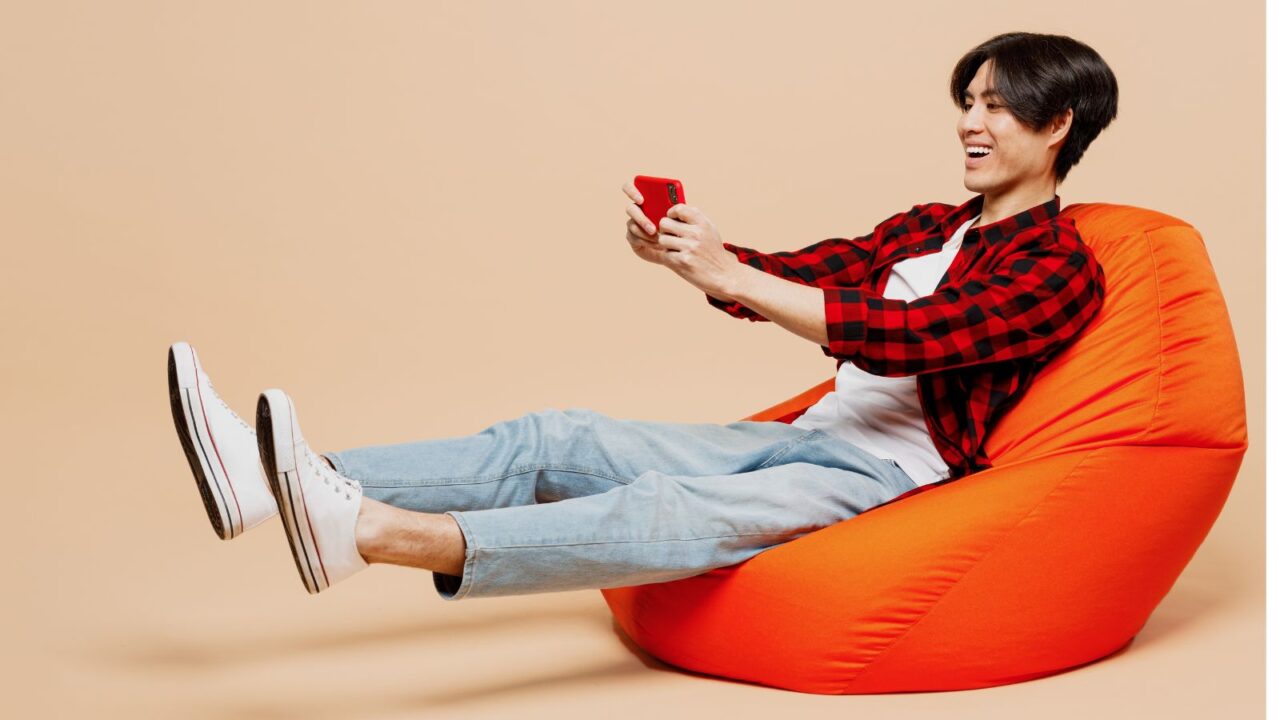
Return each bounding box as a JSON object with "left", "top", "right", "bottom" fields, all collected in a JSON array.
[
  {"left": 621, "top": 180, "right": 666, "bottom": 265},
  {"left": 620, "top": 181, "right": 740, "bottom": 298}
]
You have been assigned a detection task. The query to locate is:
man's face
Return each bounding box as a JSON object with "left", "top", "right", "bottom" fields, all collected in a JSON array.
[{"left": 956, "top": 59, "right": 1062, "bottom": 196}]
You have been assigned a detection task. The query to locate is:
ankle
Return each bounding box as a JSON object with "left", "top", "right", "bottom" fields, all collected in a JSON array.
[{"left": 354, "top": 497, "right": 387, "bottom": 564}]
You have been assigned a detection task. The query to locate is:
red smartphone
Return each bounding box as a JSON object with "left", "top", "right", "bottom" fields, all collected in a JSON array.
[{"left": 634, "top": 175, "right": 686, "bottom": 233}]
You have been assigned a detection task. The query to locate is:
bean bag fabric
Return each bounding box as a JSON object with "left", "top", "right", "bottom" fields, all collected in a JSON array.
[{"left": 599, "top": 203, "right": 1249, "bottom": 694}]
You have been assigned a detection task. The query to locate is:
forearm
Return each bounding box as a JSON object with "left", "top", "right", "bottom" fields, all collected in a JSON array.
[{"left": 723, "top": 264, "right": 829, "bottom": 347}]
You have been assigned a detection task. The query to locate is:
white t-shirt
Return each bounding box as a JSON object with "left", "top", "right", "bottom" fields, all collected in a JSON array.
[{"left": 790, "top": 216, "right": 979, "bottom": 487}]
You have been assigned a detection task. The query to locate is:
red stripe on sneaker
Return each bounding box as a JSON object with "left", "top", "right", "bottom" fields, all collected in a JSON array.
[
  {"left": 190, "top": 345, "right": 245, "bottom": 536},
  {"left": 288, "top": 400, "right": 330, "bottom": 589}
]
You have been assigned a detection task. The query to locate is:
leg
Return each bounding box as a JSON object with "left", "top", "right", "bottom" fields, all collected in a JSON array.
[
  {"left": 438, "top": 457, "right": 915, "bottom": 599},
  {"left": 346, "top": 427, "right": 916, "bottom": 599},
  {"left": 355, "top": 497, "right": 466, "bottom": 576},
  {"left": 321, "top": 408, "right": 836, "bottom": 514}
]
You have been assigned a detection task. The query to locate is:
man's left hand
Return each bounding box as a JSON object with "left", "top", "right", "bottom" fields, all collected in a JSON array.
[{"left": 653, "top": 204, "right": 741, "bottom": 299}]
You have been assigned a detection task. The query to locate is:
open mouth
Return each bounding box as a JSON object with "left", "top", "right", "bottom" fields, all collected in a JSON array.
[{"left": 965, "top": 147, "right": 992, "bottom": 167}]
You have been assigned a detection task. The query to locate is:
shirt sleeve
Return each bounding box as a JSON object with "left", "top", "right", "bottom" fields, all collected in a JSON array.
[
  {"left": 705, "top": 205, "right": 930, "bottom": 322},
  {"left": 819, "top": 222, "right": 1106, "bottom": 376}
]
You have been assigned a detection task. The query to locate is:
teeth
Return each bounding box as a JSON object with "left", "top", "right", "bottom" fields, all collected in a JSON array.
[{"left": 966, "top": 146, "right": 992, "bottom": 155}]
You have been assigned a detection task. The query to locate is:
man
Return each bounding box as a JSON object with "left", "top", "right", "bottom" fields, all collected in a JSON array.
[{"left": 168, "top": 31, "right": 1115, "bottom": 598}]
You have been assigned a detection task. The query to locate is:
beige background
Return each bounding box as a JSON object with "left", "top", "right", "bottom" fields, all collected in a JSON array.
[{"left": 0, "top": 1, "right": 1263, "bottom": 717}]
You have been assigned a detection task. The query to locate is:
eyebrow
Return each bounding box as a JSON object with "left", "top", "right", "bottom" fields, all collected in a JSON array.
[{"left": 963, "top": 89, "right": 1002, "bottom": 100}]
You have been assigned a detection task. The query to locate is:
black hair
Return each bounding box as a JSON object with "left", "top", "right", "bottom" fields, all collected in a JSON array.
[{"left": 950, "top": 32, "right": 1119, "bottom": 184}]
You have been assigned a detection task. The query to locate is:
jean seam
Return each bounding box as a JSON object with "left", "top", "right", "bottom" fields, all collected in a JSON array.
[
  {"left": 355, "top": 463, "right": 630, "bottom": 489},
  {"left": 443, "top": 510, "right": 479, "bottom": 600},
  {"left": 756, "top": 428, "right": 822, "bottom": 469},
  {"left": 481, "top": 529, "right": 812, "bottom": 551}
]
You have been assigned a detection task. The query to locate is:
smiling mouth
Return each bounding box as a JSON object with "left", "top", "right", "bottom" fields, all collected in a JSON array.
[{"left": 965, "top": 148, "right": 992, "bottom": 166}]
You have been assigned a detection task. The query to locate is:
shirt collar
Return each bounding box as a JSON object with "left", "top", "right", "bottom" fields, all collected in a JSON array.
[{"left": 940, "top": 193, "right": 1062, "bottom": 245}]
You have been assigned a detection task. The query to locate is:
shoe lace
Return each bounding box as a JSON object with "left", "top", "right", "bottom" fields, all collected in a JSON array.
[
  {"left": 306, "top": 449, "right": 362, "bottom": 500},
  {"left": 201, "top": 373, "right": 253, "bottom": 432}
]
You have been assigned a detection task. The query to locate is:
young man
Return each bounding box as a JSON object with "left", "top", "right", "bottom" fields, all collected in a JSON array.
[{"left": 168, "top": 32, "right": 1116, "bottom": 598}]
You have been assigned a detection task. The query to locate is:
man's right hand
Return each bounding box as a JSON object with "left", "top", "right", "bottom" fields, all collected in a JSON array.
[{"left": 621, "top": 180, "right": 669, "bottom": 265}]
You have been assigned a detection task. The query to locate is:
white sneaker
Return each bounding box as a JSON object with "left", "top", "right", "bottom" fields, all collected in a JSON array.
[
  {"left": 167, "top": 342, "right": 278, "bottom": 540},
  {"left": 255, "top": 388, "right": 368, "bottom": 594}
]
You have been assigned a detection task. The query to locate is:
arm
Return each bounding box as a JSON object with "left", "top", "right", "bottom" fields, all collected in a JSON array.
[
  {"left": 819, "top": 225, "right": 1105, "bottom": 377},
  {"left": 705, "top": 205, "right": 932, "bottom": 321},
  {"left": 705, "top": 237, "right": 873, "bottom": 321},
  {"left": 720, "top": 264, "right": 830, "bottom": 344}
]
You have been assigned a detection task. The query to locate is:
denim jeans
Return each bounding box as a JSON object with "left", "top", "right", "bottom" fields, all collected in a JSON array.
[{"left": 323, "top": 407, "right": 918, "bottom": 601}]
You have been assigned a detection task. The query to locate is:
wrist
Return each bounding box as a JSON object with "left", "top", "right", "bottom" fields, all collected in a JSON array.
[{"left": 718, "top": 264, "right": 753, "bottom": 303}]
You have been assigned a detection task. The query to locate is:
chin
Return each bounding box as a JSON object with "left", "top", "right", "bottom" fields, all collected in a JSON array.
[{"left": 963, "top": 171, "right": 1002, "bottom": 195}]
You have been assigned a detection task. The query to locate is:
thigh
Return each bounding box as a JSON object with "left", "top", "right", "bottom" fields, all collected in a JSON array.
[
  {"left": 547, "top": 407, "right": 824, "bottom": 483},
  {"left": 326, "top": 407, "right": 819, "bottom": 507},
  {"left": 561, "top": 410, "right": 915, "bottom": 492},
  {"left": 635, "top": 459, "right": 914, "bottom": 542}
]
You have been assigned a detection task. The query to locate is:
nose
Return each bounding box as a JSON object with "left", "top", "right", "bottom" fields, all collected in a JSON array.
[{"left": 959, "top": 107, "right": 985, "bottom": 135}]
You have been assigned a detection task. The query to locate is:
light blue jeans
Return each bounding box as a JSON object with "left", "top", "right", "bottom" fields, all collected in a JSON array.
[{"left": 323, "top": 407, "right": 917, "bottom": 601}]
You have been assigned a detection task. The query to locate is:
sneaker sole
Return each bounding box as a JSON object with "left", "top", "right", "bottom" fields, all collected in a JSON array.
[
  {"left": 167, "top": 343, "right": 243, "bottom": 540},
  {"left": 256, "top": 390, "right": 329, "bottom": 594}
]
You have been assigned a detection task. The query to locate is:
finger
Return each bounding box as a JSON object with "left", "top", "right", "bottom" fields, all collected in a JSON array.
[
  {"left": 627, "top": 231, "right": 672, "bottom": 263},
  {"left": 626, "top": 231, "right": 653, "bottom": 255},
  {"left": 626, "top": 206, "right": 657, "bottom": 235},
  {"left": 656, "top": 216, "right": 694, "bottom": 237},
  {"left": 656, "top": 232, "right": 696, "bottom": 252},
  {"left": 667, "top": 204, "right": 704, "bottom": 225},
  {"left": 622, "top": 181, "right": 643, "bottom": 205},
  {"left": 627, "top": 220, "right": 657, "bottom": 240},
  {"left": 633, "top": 227, "right": 675, "bottom": 249}
]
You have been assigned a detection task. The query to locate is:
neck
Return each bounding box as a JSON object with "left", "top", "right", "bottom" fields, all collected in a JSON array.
[{"left": 976, "top": 180, "right": 1057, "bottom": 227}]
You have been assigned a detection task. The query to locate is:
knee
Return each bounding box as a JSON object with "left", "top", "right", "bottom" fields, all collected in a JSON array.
[
  {"left": 560, "top": 408, "right": 617, "bottom": 437},
  {"left": 526, "top": 407, "right": 601, "bottom": 423},
  {"left": 520, "top": 406, "right": 584, "bottom": 437},
  {"left": 562, "top": 407, "right": 603, "bottom": 421},
  {"left": 519, "top": 407, "right": 607, "bottom": 447}
]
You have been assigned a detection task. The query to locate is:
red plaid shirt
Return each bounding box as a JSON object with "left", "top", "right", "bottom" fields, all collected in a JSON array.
[{"left": 707, "top": 193, "right": 1105, "bottom": 481}]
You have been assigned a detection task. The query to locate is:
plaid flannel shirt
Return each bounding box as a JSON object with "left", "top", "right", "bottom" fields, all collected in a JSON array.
[{"left": 707, "top": 193, "right": 1105, "bottom": 481}]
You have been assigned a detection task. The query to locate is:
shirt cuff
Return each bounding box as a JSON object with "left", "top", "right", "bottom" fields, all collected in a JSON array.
[
  {"left": 822, "top": 287, "right": 868, "bottom": 358},
  {"left": 705, "top": 292, "right": 768, "bottom": 321},
  {"left": 706, "top": 292, "right": 738, "bottom": 312}
]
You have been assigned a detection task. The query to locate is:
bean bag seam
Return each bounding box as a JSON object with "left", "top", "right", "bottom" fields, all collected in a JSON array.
[
  {"left": 840, "top": 448, "right": 1097, "bottom": 693},
  {"left": 1137, "top": 229, "right": 1166, "bottom": 444}
]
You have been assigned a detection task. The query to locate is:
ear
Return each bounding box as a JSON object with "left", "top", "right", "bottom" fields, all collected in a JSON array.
[{"left": 1048, "top": 107, "right": 1073, "bottom": 148}]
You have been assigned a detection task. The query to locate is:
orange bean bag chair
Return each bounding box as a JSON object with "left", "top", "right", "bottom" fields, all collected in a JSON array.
[{"left": 599, "top": 202, "right": 1249, "bottom": 693}]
